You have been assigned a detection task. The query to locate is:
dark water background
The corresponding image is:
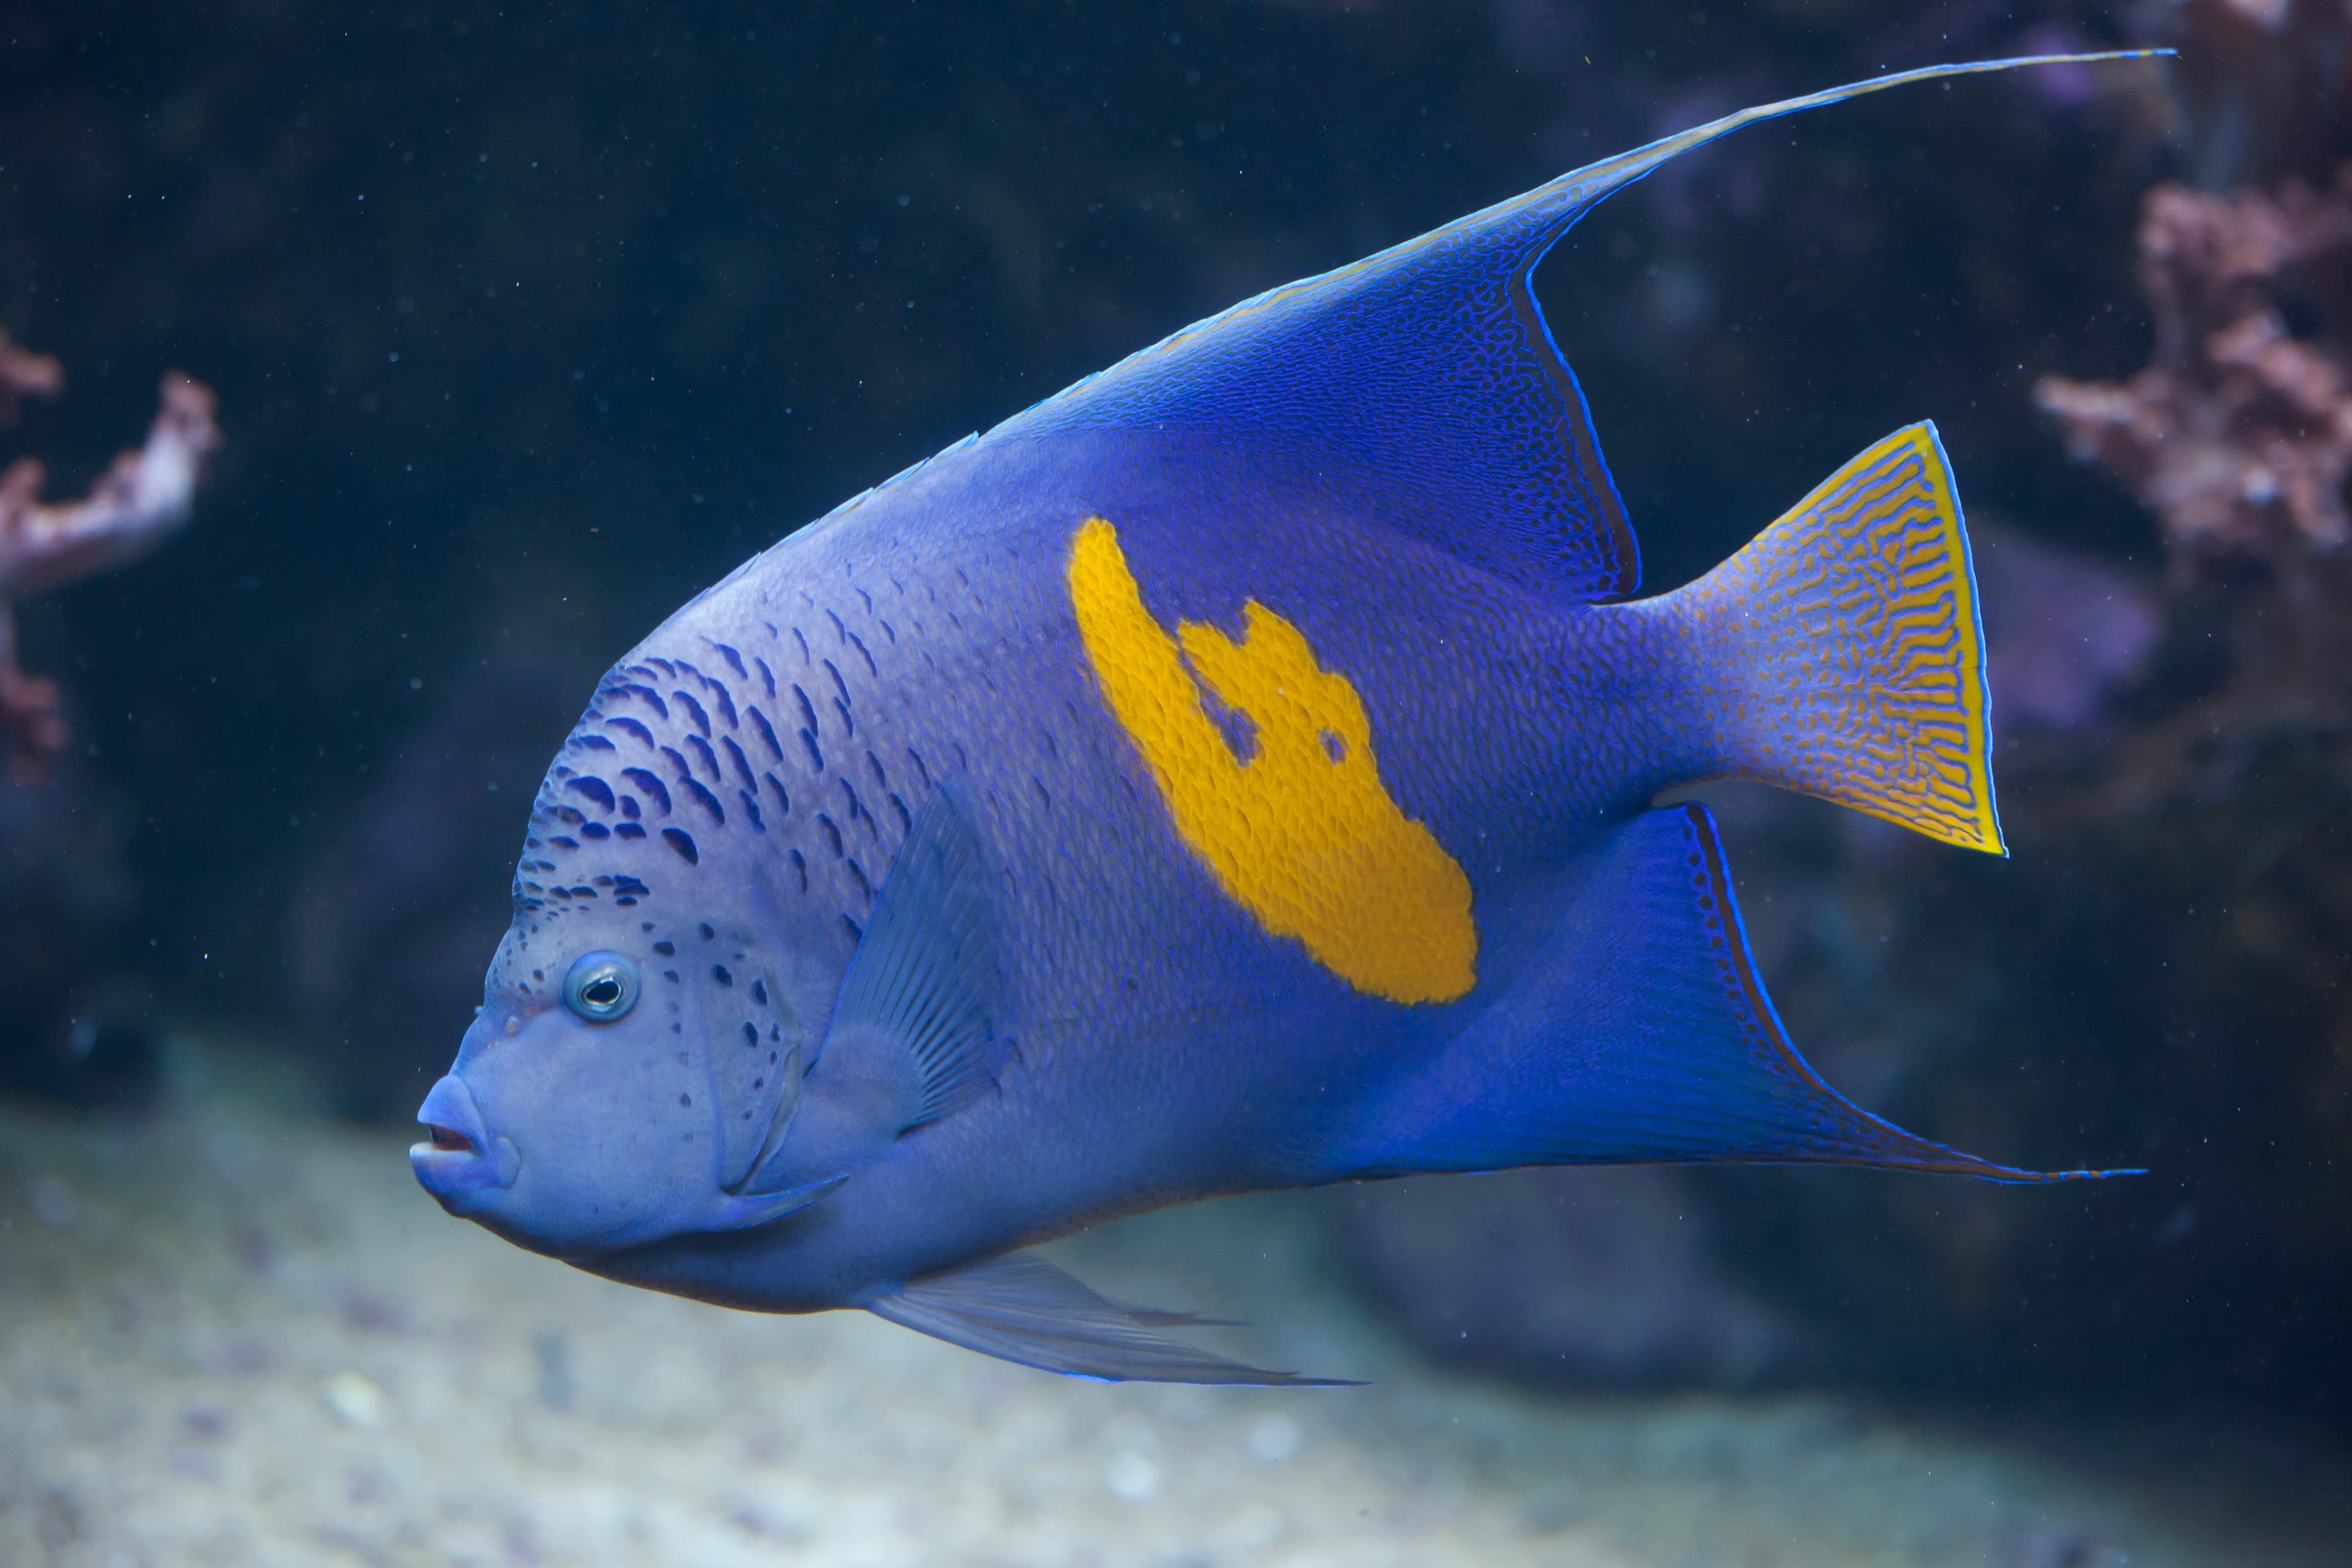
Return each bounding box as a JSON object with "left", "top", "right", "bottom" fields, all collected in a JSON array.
[{"left": 4, "top": 0, "right": 2348, "bottom": 1444}]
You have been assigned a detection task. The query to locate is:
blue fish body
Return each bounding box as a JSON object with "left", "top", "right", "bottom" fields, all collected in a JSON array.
[{"left": 412, "top": 54, "right": 2158, "bottom": 1384}]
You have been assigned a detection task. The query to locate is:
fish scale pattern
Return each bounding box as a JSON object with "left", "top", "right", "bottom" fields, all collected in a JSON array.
[{"left": 518, "top": 611, "right": 897, "bottom": 921}]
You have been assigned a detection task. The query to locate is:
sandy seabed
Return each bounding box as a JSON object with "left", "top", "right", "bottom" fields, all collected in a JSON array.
[{"left": 1, "top": 1038, "right": 2345, "bottom": 1568}]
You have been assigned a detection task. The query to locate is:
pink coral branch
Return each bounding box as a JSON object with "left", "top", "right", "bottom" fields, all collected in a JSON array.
[
  {"left": 2029, "top": 165, "right": 2352, "bottom": 813},
  {"left": 2036, "top": 169, "right": 2352, "bottom": 560},
  {"left": 0, "top": 330, "right": 63, "bottom": 427},
  {"left": 0, "top": 355, "right": 221, "bottom": 777},
  {"left": 0, "top": 374, "right": 221, "bottom": 597}
]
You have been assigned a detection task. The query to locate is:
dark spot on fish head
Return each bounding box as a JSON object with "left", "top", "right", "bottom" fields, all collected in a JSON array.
[
  {"left": 1319, "top": 727, "right": 1347, "bottom": 763},
  {"left": 566, "top": 776, "right": 616, "bottom": 811}
]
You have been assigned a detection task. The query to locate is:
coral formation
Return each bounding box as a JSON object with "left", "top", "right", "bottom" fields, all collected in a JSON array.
[
  {"left": 2035, "top": 167, "right": 2352, "bottom": 810},
  {"left": 2036, "top": 171, "right": 2352, "bottom": 560},
  {"left": 0, "top": 337, "right": 219, "bottom": 776},
  {"left": 0, "top": 331, "right": 62, "bottom": 424}
]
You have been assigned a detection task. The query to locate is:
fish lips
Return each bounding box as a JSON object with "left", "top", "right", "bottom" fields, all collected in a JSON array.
[{"left": 410, "top": 1073, "right": 521, "bottom": 1207}]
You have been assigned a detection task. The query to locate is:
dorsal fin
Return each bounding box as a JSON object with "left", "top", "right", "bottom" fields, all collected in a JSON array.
[{"left": 993, "top": 51, "right": 2166, "bottom": 605}]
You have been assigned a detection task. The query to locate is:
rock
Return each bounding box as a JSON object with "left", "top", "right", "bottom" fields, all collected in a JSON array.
[{"left": 1341, "top": 1165, "right": 1793, "bottom": 1389}]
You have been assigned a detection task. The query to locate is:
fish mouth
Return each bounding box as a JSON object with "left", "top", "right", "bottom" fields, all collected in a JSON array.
[
  {"left": 424, "top": 1121, "right": 476, "bottom": 1154},
  {"left": 410, "top": 1074, "right": 519, "bottom": 1199}
]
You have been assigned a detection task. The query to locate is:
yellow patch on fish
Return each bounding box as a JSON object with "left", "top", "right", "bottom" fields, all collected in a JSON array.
[{"left": 1067, "top": 516, "right": 1476, "bottom": 1004}]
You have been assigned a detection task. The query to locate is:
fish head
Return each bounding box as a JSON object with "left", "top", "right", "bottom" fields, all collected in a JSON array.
[{"left": 411, "top": 749, "right": 813, "bottom": 1259}]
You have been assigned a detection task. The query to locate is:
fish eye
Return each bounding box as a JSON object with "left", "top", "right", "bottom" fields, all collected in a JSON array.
[{"left": 562, "top": 951, "right": 641, "bottom": 1023}]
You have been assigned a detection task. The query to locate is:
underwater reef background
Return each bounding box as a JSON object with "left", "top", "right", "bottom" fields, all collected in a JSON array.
[{"left": 4, "top": 0, "right": 2351, "bottom": 1469}]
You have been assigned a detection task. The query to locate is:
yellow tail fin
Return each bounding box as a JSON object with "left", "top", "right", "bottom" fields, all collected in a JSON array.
[{"left": 1673, "top": 422, "right": 2004, "bottom": 856}]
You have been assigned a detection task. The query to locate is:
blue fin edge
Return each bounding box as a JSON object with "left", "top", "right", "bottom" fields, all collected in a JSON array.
[{"left": 1680, "top": 803, "right": 2138, "bottom": 1185}]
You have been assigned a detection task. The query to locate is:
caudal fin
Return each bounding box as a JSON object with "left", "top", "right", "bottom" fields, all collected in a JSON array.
[{"left": 1669, "top": 423, "right": 2004, "bottom": 855}]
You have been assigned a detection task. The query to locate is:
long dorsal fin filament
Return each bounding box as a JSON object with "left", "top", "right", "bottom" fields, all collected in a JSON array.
[{"left": 992, "top": 51, "right": 2167, "bottom": 608}]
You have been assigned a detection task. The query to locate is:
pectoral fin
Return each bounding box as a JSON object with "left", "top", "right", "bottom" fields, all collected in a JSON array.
[
  {"left": 735, "top": 784, "right": 1011, "bottom": 1197},
  {"left": 709, "top": 1174, "right": 847, "bottom": 1232},
  {"left": 827, "top": 782, "right": 1011, "bottom": 1126},
  {"left": 866, "top": 1251, "right": 1358, "bottom": 1386}
]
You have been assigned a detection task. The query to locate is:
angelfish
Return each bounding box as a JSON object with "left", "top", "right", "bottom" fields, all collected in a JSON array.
[{"left": 412, "top": 54, "right": 2158, "bottom": 1384}]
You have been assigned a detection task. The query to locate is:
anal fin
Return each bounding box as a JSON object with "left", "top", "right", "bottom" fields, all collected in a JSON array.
[
  {"left": 1341, "top": 804, "right": 2132, "bottom": 1183},
  {"left": 867, "top": 1252, "right": 1358, "bottom": 1387}
]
